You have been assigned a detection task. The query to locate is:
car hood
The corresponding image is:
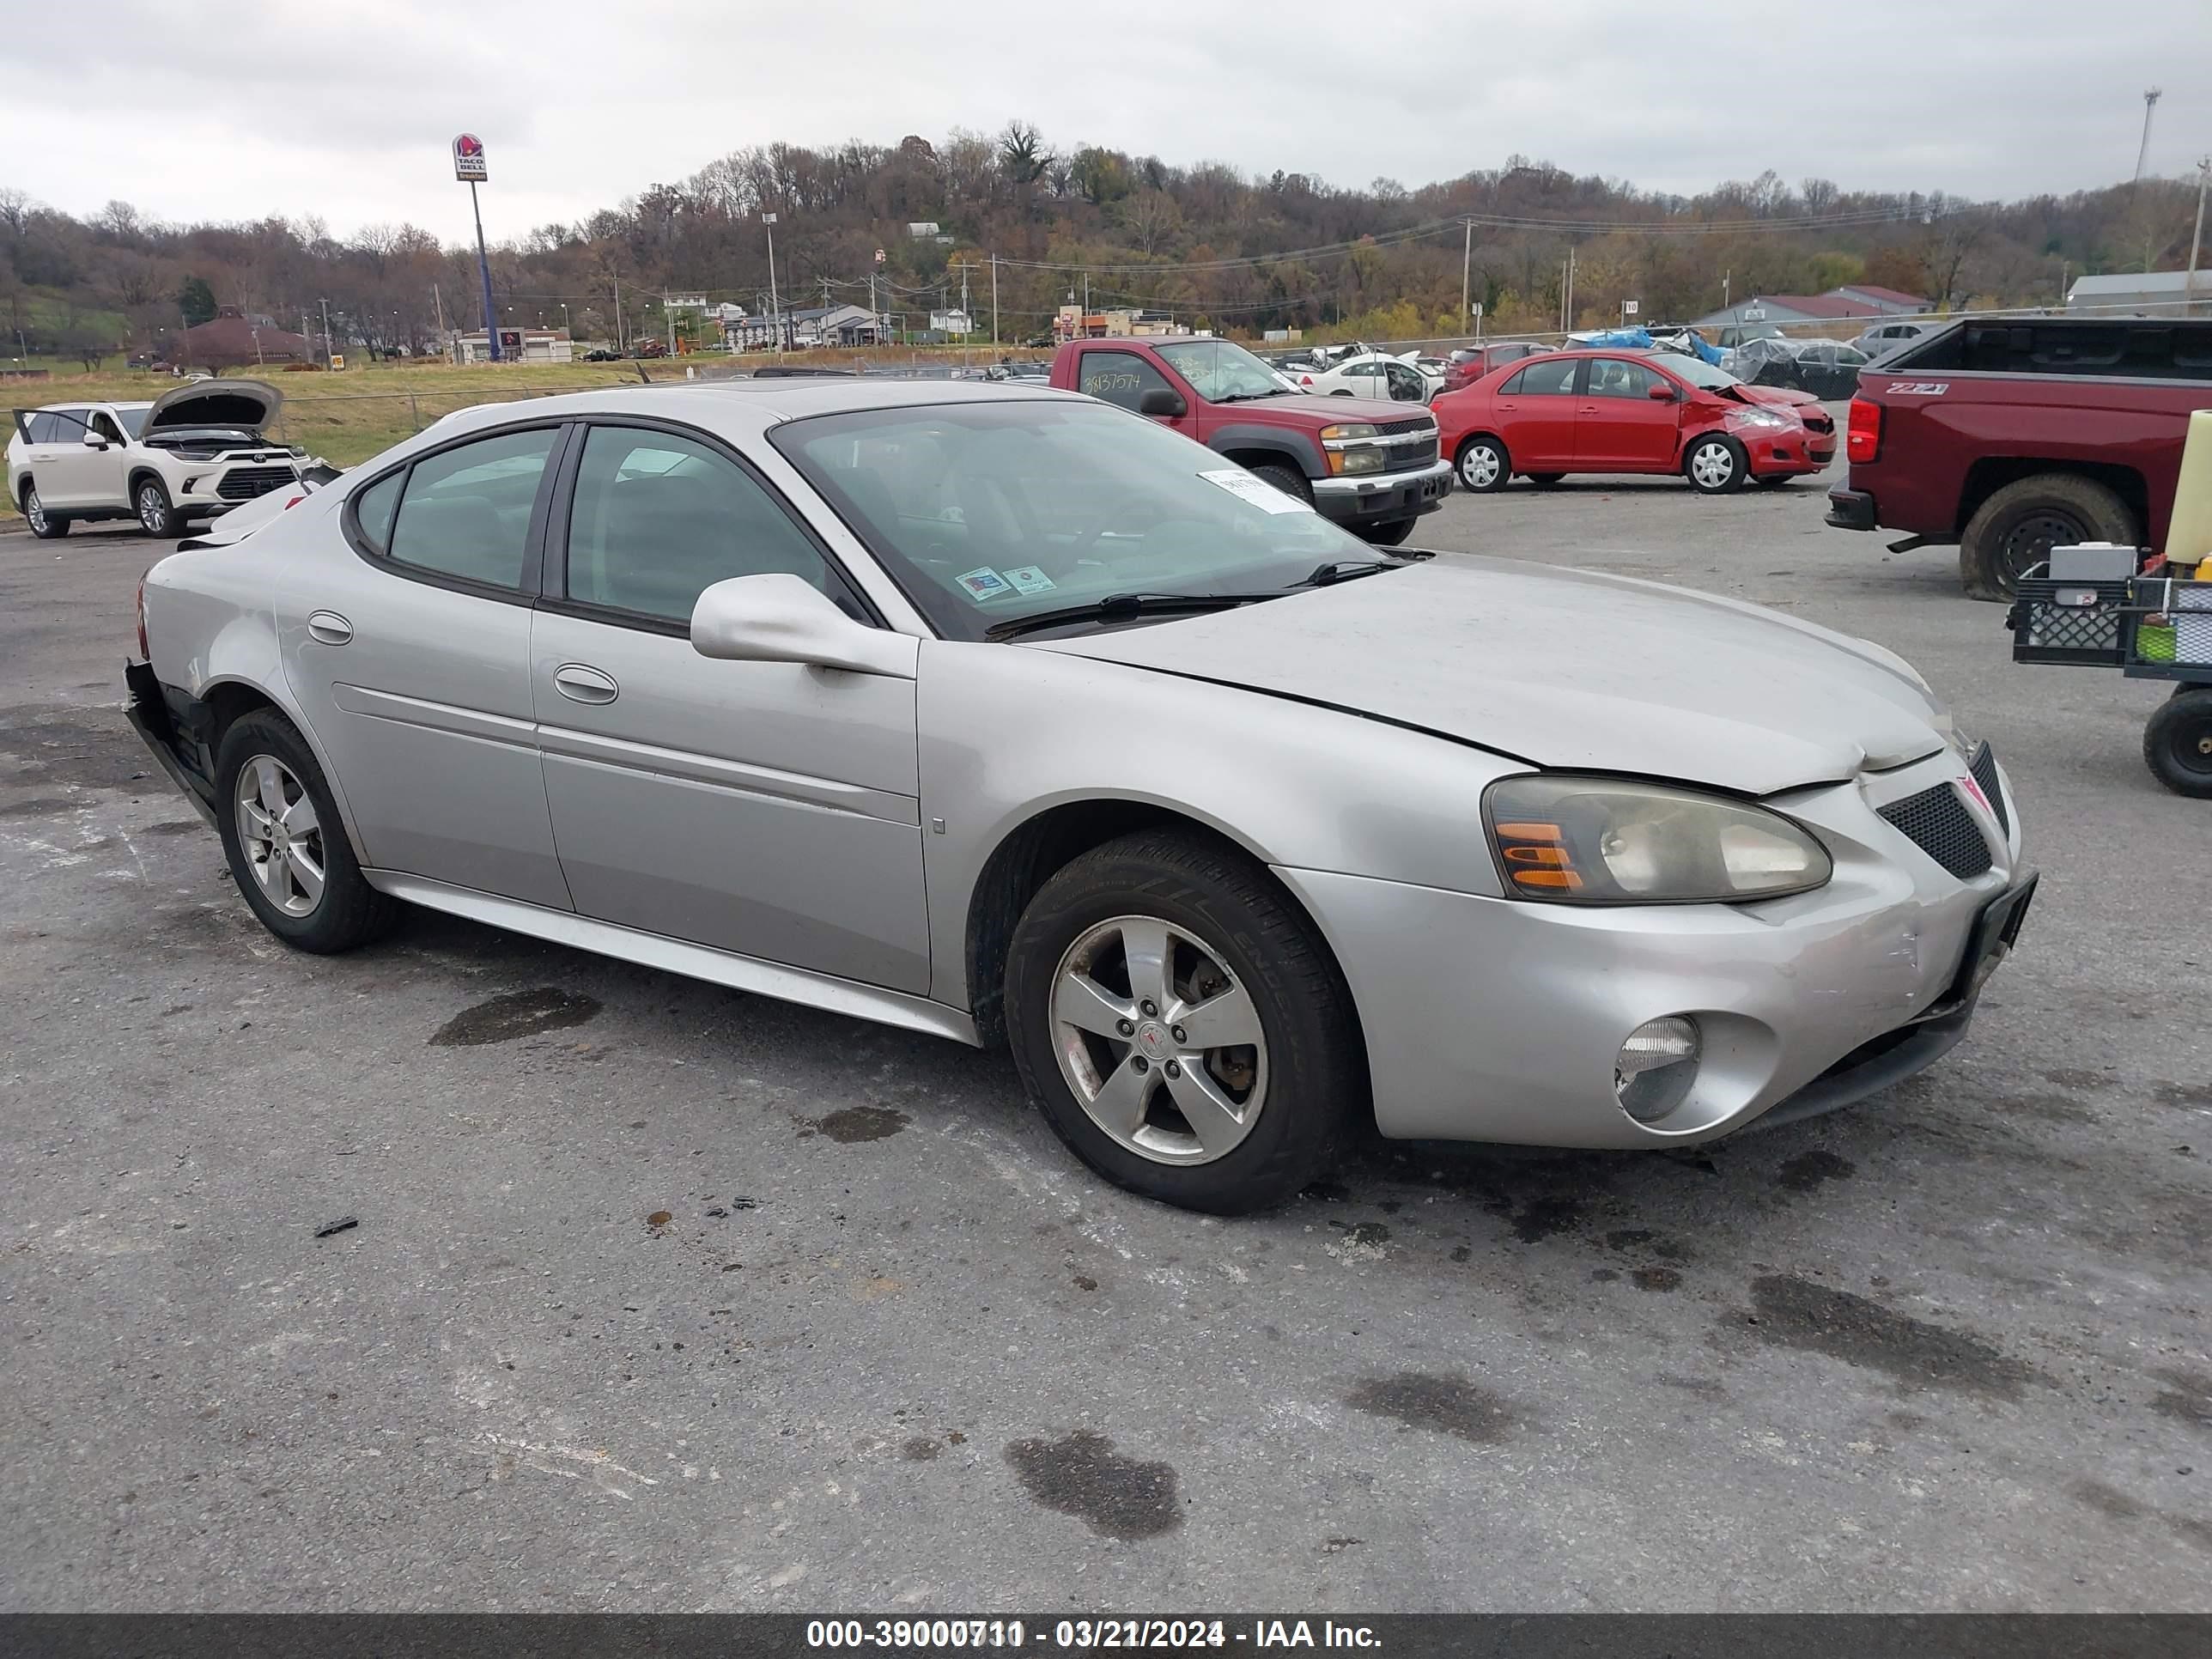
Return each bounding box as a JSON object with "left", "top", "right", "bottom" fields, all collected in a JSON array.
[
  {"left": 146, "top": 378, "right": 281, "bottom": 434},
  {"left": 1036, "top": 557, "right": 1948, "bottom": 795},
  {"left": 1728, "top": 384, "right": 1820, "bottom": 411},
  {"left": 1257, "top": 392, "right": 1427, "bottom": 424}
]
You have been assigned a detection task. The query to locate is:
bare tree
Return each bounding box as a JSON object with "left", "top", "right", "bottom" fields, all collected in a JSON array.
[
  {"left": 998, "top": 121, "right": 1052, "bottom": 187},
  {"left": 0, "top": 185, "right": 29, "bottom": 239}
]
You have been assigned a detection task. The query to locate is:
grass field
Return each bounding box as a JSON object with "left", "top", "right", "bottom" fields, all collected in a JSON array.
[{"left": 2, "top": 348, "right": 1035, "bottom": 523}]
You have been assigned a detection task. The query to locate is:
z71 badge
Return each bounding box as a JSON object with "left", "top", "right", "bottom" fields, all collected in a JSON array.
[{"left": 1884, "top": 381, "right": 1950, "bottom": 396}]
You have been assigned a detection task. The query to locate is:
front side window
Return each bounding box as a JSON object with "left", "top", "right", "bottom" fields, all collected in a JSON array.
[
  {"left": 385, "top": 427, "right": 558, "bottom": 591},
  {"left": 775, "top": 400, "right": 1370, "bottom": 641},
  {"left": 1075, "top": 350, "right": 1175, "bottom": 413},
  {"left": 1585, "top": 358, "right": 1659, "bottom": 399},
  {"left": 562, "top": 425, "right": 859, "bottom": 625}
]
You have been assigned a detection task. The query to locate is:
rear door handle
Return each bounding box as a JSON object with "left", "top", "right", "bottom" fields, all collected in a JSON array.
[
  {"left": 553, "top": 664, "right": 619, "bottom": 705},
  {"left": 307, "top": 611, "right": 352, "bottom": 646}
]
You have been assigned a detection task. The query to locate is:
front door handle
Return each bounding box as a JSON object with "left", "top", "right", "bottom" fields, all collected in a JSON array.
[
  {"left": 307, "top": 611, "right": 352, "bottom": 646},
  {"left": 553, "top": 663, "right": 619, "bottom": 705}
]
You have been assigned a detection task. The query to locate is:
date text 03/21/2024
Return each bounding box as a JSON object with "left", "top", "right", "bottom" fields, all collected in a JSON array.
[{"left": 804, "top": 1619, "right": 1382, "bottom": 1650}]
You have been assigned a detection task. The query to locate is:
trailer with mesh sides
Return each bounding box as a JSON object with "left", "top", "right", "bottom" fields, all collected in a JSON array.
[{"left": 2009, "top": 547, "right": 2212, "bottom": 796}]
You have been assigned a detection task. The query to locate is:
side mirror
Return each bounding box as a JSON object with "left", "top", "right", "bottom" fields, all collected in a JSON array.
[
  {"left": 1137, "top": 387, "right": 1187, "bottom": 418},
  {"left": 82, "top": 428, "right": 108, "bottom": 447},
  {"left": 690, "top": 574, "right": 915, "bottom": 680},
  {"left": 1647, "top": 382, "right": 1678, "bottom": 402}
]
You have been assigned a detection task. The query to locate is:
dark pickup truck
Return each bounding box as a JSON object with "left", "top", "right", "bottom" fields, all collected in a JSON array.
[
  {"left": 1048, "top": 335, "right": 1451, "bottom": 544},
  {"left": 1826, "top": 318, "right": 2212, "bottom": 598}
]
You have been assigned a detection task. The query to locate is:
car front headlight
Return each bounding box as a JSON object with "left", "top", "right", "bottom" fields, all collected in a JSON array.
[
  {"left": 1337, "top": 447, "right": 1384, "bottom": 475},
  {"left": 1727, "top": 408, "right": 1790, "bottom": 431},
  {"left": 1484, "top": 775, "right": 1832, "bottom": 904},
  {"left": 1320, "top": 423, "right": 1378, "bottom": 442}
]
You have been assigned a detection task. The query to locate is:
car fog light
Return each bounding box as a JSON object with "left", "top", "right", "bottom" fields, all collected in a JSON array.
[{"left": 1616, "top": 1016, "right": 1701, "bottom": 1125}]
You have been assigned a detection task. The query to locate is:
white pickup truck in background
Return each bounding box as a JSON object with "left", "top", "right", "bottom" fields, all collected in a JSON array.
[{"left": 8, "top": 379, "right": 319, "bottom": 539}]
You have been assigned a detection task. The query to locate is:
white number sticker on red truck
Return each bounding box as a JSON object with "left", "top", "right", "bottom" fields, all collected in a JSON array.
[{"left": 1884, "top": 381, "right": 1950, "bottom": 396}]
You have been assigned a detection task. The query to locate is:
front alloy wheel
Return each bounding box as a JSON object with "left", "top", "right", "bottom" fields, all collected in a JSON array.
[
  {"left": 1050, "top": 915, "right": 1267, "bottom": 1165},
  {"left": 1456, "top": 436, "right": 1508, "bottom": 492},
  {"left": 1686, "top": 436, "right": 1745, "bottom": 494},
  {"left": 234, "top": 754, "right": 326, "bottom": 916},
  {"left": 136, "top": 478, "right": 180, "bottom": 538}
]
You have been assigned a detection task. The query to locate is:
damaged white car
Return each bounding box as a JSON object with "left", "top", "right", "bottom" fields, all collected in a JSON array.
[{"left": 9, "top": 379, "right": 319, "bottom": 539}]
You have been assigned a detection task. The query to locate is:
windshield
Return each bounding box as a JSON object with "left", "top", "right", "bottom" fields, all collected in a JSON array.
[
  {"left": 772, "top": 400, "right": 1370, "bottom": 641},
  {"left": 114, "top": 406, "right": 151, "bottom": 438},
  {"left": 1657, "top": 356, "right": 1741, "bottom": 389},
  {"left": 1152, "top": 337, "right": 1296, "bottom": 400}
]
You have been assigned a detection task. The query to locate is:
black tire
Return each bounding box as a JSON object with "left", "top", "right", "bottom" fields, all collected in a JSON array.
[
  {"left": 2143, "top": 689, "right": 2212, "bottom": 799},
  {"left": 215, "top": 710, "right": 397, "bottom": 952},
  {"left": 1352, "top": 517, "right": 1417, "bottom": 547},
  {"left": 1245, "top": 461, "right": 1314, "bottom": 507},
  {"left": 1455, "top": 434, "right": 1510, "bottom": 493},
  {"left": 1527, "top": 472, "right": 1565, "bottom": 486},
  {"left": 1959, "top": 473, "right": 2137, "bottom": 603},
  {"left": 133, "top": 475, "right": 181, "bottom": 538},
  {"left": 21, "top": 483, "right": 69, "bottom": 539},
  {"left": 1684, "top": 434, "right": 1748, "bottom": 494},
  {"left": 1004, "top": 829, "right": 1364, "bottom": 1214}
]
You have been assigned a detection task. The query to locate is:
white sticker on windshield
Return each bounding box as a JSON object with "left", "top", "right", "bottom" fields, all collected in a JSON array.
[
  {"left": 955, "top": 566, "right": 1012, "bottom": 601},
  {"left": 1201, "top": 467, "right": 1314, "bottom": 514},
  {"left": 1002, "top": 565, "right": 1057, "bottom": 595}
]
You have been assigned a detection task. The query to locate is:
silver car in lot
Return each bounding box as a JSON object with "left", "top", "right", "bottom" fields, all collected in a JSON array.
[{"left": 127, "top": 380, "right": 2032, "bottom": 1212}]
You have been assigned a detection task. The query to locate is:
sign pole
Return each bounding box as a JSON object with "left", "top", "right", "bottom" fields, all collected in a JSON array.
[{"left": 470, "top": 180, "right": 499, "bottom": 362}]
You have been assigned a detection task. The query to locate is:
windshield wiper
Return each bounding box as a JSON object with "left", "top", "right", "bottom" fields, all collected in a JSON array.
[
  {"left": 986, "top": 592, "right": 1270, "bottom": 641},
  {"left": 1291, "top": 558, "right": 1408, "bottom": 587},
  {"left": 1215, "top": 389, "right": 1295, "bottom": 403}
]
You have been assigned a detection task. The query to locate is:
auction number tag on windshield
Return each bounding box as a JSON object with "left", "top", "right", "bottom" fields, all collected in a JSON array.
[
  {"left": 1002, "top": 566, "right": 1057, "bottom": 594},
  {"left": 955, "top": 566, "right": 1012, "bottom": 600},
  {"left": 1200, "top": 468, "right": 1314, "bottom": 514}
]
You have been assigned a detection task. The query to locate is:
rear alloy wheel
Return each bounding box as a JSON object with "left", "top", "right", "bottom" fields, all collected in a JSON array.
[
  {"left": 2143, "top": 689, "right": 2212, "bottom": 799},
  {"left": 1353, "top": 518, "right": 1417, "bottom": 547},
  {"left": 22, "top": 484, "right": 69, "bottom": 539},
  {"left": 1958, "top": 473, "right": 2137, "bottom": 603},
  {"left": 1685, "top": 435, "right": 1747, "bottom": 494},
  {"left": 1456, "top": 435, "right": 1509, "bottom": 493},
  {"left": 1005, "top": 830, "right": 1361, "bottom": 1213},
  {"left": 135, "top": 477, "right": 181, "bottom": 538},
  {"left": 216, "top": 711, "right": 396, "bottom": 952}
]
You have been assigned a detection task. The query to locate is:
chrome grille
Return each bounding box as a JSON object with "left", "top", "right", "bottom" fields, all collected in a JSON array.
[
  {"left": 1879, "top": 784, "right": 1993, "bottom": 879},
  {"left": 216, "top": 465, "right": 298, "bottom": 501},
  {"left": 1968, "top": 742, "right": 2008, "bottom": 837}
]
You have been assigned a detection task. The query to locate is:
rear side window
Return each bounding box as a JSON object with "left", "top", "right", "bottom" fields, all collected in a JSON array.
[
  {"left": 385, "top": 428, "right": 559, "bottom": 591},
  {"left": 25, "top": 412, "right": 61, "bottom": 443},
  {"left": 1509, "top": 358, "right": 1581, "bottom": 397},
  {"left": 351, "top": 471, "right": 404, "bottom": 554}
]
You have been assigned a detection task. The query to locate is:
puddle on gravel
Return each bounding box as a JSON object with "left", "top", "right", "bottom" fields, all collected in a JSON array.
[
  {"left": 428, "top": 986, "right": 602, "bottom": 1047},
  {"left": 1741, "top": 1273, "right": 2033, "bottom": 1399},
  {"left": 1004, "top": 1430, "right": 1181, "bottom": 1540}
]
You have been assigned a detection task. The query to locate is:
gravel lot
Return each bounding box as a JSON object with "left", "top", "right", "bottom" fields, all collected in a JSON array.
[{"left": 3, "top": 458, "right": 2209, "bottom": 1613}]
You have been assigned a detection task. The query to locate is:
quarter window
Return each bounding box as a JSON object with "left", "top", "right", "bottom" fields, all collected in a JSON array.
[
  {"left": 1075, "top": 350, "right": 1175, "bottom": 413},
  {"left": 351, "top": 471, "right": 404, "bottom": 555},
  {"left": 384, "top": 428, "right": 559, "bottom": 591},
  {"left": 562, "top": 425, "right": 860, "bottom": 626}
]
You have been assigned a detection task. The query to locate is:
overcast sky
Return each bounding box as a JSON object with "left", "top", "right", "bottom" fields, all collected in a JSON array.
[{"left": 5, "top": 1, "right": 2208, "bottom": 245}]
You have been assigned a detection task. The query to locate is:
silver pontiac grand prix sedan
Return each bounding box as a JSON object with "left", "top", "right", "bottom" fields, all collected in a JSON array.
[{"left": 127, "top": 380, "right": 2033, "bottom": 1213}]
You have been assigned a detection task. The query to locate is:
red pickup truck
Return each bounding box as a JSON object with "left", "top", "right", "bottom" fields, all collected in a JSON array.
[
  {"left": 1826, "top": 318, "right": 2212, "bottom": 598},
  {"left": 1048, "top": 335, "right": 1452, "bottom": 544}
]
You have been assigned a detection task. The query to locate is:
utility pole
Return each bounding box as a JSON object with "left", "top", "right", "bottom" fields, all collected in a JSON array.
[
  {"left": 2188, "top": 156, "right": 2211, "bottom": 319},
  {"left": 612, "top": 271, "right": 624, "bottom": 354},
  {"left": 319, "top": 297, "right": 332, "bottom": 366},
  {"left": 430, "top": 284, "right": 444, "bottom": 350},
  {"left": 762, "top": 213, "right": 781, "bottom": 354},
  {"left": 664, "top": 294, "right": 677, "bottom": 357},
  {"left": 2136, "top": 88, "right": 2163, "bottom": 184},
  {"left": 991, "top": 254, "right": 1000, "bottom": 348},
  {"left": 1723, "top": 270, "right": 1730, "bottom": 313},
  {"left": 1461, "top": 219, "right": 1473, "bottom": 328}
]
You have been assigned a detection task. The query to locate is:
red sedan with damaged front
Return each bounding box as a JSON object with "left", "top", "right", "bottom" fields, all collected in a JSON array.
[{"left": 1434, "top": 349, "right": 1835, "bottom": 496}]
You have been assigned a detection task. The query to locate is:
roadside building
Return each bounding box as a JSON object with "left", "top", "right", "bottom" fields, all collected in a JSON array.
[
  {"left": 725, "top": 304, "right": 889, "bottom": 349},
  {"left": 2067, "top": 270, "right": 2207, "bottom": 318},
  {"left": 453, "top": 327, "right": 574, "bottom": 364},
  {"left": 166, "top": 308, "right": 316, "bottom": 370},
  {"left": 1692, "top": 285, "right": 1932, "bottom": 334}
]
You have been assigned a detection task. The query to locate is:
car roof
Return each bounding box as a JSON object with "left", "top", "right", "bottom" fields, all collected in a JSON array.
[{"left": 388, "top": 377, "right": 1092, "bottom": 450}]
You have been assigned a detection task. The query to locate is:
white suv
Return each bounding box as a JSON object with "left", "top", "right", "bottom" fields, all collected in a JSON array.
[{"left": 8, "top": 380, "right": 319, "bottom": 539}]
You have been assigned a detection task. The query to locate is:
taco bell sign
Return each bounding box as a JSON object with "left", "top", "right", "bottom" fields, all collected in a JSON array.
[{"left": 453, "top": 133, "right": 488, "bottom": 183}]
